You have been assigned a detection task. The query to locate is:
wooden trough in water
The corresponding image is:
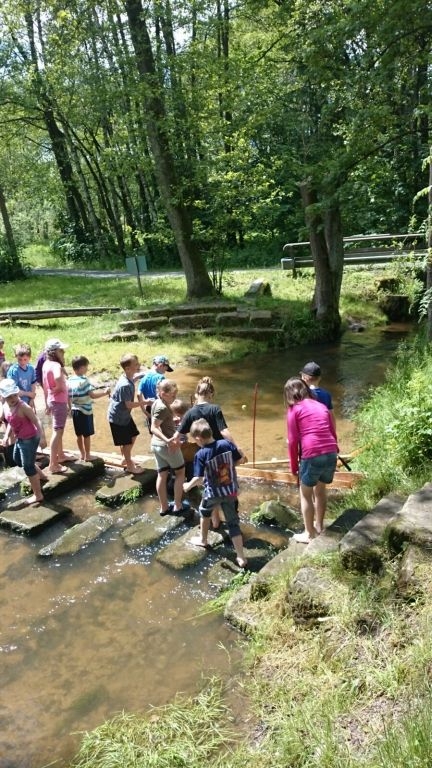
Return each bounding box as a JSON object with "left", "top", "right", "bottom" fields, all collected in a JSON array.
[{"left": 237, "top": 460, "right": 363, "bottom": 489}]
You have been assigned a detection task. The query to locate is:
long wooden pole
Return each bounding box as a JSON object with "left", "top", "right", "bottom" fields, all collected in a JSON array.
[{"left": 252, "top": 383, "right": 258, "bottom": 467}]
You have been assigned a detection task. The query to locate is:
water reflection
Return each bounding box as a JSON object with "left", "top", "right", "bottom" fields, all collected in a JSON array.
[{"left": 0, "top": 324, "right": 410, "bottom": 767}]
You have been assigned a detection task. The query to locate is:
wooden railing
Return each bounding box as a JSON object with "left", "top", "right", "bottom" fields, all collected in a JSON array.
[{"left": 281, "top": 233, "right": 427, "bottom": 277}]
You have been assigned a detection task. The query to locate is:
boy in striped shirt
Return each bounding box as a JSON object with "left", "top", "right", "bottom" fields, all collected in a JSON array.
[{"left": 68, "top": 356, "right": 110, "bottom": 460}]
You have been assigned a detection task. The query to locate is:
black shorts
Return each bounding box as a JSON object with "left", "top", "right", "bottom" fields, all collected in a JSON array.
[
  {"left": 72, "top": 410, "right": 94, "bottom": 438},
  {"left": 109, "top": 418, "right": 139, "bottom": 447}
]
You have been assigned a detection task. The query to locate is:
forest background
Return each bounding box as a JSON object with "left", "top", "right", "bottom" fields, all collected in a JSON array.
[{"left": 1, "top": 0, "right": 432, "bottom": 334}]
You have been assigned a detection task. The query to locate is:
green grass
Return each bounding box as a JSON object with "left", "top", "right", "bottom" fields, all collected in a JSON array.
[
  {"left": 70, "top": 679, "right": 235, "bottom": 768},
  {"left": 0, "top": 265, "right": 391, "bottom": 378}
]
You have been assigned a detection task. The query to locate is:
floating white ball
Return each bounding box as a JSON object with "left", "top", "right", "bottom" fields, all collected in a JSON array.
[{"left": 241, "top": 404, "right": 247, "bottom": 410}]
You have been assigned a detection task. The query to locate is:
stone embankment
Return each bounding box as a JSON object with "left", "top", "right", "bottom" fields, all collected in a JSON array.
[
  {"left": 224, "top": 483, "right": 432, "bottom": 634},
  {"left": 102, "top": 285, "right": 287, "bottom": 345}
]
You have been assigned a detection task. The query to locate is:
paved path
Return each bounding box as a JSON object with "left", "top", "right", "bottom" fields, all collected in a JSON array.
[{"left": 31, "top": 267, "right": 184, "bottom": 279}]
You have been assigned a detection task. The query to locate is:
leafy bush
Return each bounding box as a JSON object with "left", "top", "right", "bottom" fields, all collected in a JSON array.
[
  {"left": 0, "top": 237, "right": 25, "bottom": 283},
  {"left": 354, "top": 336, "right": 432, "bottom": 490}
]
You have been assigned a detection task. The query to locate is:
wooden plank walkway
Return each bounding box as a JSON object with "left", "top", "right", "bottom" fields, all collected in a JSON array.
[{"left": 0, "top": 307, "right": 120, "bottom": 321}]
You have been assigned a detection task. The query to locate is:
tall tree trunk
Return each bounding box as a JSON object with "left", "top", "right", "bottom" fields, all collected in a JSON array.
[
  {"left": 125, "top": 0, "right": 215, "bottom": 298},
  {"left": 300, "top": 180, "right": 342, "bottom": 338},
  {"left": 0, "top": 183, "right": 23, "bottom": 275}
]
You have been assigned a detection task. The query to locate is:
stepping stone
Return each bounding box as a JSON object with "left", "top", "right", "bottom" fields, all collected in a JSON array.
[
  {"left": 306, "top": 507, "right": 367, "bottom": 556},
  {"left": 122, "top": 509, "right": 184, "bottom": 548},
  {"left": 207, "top": 559, "right": 242, "bottom": 590},
  {"left": 38, "top": 513, "right": 114, "bottom": 556},
  {"left": 95, "top": 469, "right": 157, "bottom": 506},
  {"left": 156, "top": 526, "right": 223, "bottom": 570},
  {"left": 41, "top": 458, "right": 106, "bottom": 500},
  {"left": 340, "top": 493, "right": 405, "bottom": 572},
  {"left": 0, "top": 503, "right": 72, "bottom": 535},
  {"left": 224, "top": 583, "right": 263, "bottom": 636}
]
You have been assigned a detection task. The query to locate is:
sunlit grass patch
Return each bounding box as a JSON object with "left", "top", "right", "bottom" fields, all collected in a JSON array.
[{"left": 71, "top": 679, "right": 235, "bottom": 768}]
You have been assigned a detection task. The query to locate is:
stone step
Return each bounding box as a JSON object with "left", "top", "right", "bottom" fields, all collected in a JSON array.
[
  {"left": 133, "top": 302, "right": 238, "bottom": 318},
  {"left": 387, "top": 482, "right": 432, "bottom": 554},
  {"left": 118, "top": 317, "right": 168, "bottom": 331},
  {"left": 95, "top": 469, "right": 157, "bottom": 506},
  {"left": 121, "top": 508, "right": 185, "bottom": 548},
  {"left": 0, "top": 503, "right": 72, "bottom": 535},
  {"left": 38, "top": 513, "right": 114, "bottom": 556},
  {"left": 339, "top": 493, "right": 406, "bottom": 572},
  {"left": 155, "top": 526, "right": 224, "bottom": 570}
]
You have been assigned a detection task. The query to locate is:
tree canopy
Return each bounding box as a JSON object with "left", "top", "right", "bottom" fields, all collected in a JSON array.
[{"left": 0, "top": 1, "right": 431, "bottom": 314}]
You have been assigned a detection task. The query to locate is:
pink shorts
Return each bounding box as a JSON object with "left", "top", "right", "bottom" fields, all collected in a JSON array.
[{"left": 50, "top": 401, "right": 68, "bottom": 430}]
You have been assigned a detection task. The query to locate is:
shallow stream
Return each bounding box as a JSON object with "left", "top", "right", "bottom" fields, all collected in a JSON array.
[{"left": 0, "top": 324, "right": 410, "bottom": 768}]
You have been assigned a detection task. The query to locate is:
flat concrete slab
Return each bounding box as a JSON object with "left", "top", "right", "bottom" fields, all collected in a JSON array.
[
  {"left": 0, "top": 503, "right": 72, "bottom": 535},
  {"left": 156, "top": 526, "right": 223, "bottom": 570},
  {"left": 38, "top": 513, "right": 113, "bottom": 556},
  {"left": 121, "top": 509, "right": 184, "bottom": 548},
  {"left": 95, "top": 469, "right": 157, "bottom": 505},
  {"left": 41, "top": 458, "right": 106, "bottom": 500}
]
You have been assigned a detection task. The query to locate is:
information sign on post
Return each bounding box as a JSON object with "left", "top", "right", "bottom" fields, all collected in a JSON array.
[{"left": 125, "top": 254, "right": 147, "bottom": 298}]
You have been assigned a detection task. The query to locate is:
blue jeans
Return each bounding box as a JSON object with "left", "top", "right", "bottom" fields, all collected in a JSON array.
[{"left": 299, "top": 452, "right": 337, "bottom": 487}]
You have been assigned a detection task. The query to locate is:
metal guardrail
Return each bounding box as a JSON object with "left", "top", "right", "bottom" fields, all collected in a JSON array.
[{"left": 281, "top": 233, "right": 427, "bottom": 276}]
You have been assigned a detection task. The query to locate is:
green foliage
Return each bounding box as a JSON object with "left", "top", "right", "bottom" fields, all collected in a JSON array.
[
  {"left": 71, "top": 679, "right": 234, "bottom": 768},
  {"left": 0, "top": 236, "right": 25, "bottom": 283},
  {"left": 353, "top": 336, "right": 432, "bottom": 492}
]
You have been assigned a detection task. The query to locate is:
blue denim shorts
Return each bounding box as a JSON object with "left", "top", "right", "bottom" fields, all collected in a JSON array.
[
  {"left": 299, "top": 452, "right": 337, "bottom": 487},
  {"left": 13, "top": 435, "right": 40, "bottom": 477}
]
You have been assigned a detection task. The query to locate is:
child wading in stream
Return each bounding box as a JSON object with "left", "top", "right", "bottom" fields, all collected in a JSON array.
[
  {"left": 0, "top": 380, "right": 47, "bottom": 504},
  {"left": 183, "top": 418, "right": 248, "bottom": 568}
]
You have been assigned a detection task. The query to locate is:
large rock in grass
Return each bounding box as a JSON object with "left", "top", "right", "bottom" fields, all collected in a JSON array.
[
  {"left": 396, "top": 544, "right": 432, "bottom": 600},
  {"left": 224, "top": 583, "right": 264, "bottom": 635},
  {"left": 38, "top": 514, "right": 113, "bottom": 556},
  {"left": 249, "top": 539, "right": 305, "bottom": 600},
  {"left": 284, "top": 565, "right": 348, "bottom": 626},
  {"left": 387, "top": 483, "right": 432, "bottom": 554},
  {"left": 155, "top": 526, "right": 223, "bottom": 570},
  {"left": 339, "top": 494, "right": 405, "bottom": 572}
]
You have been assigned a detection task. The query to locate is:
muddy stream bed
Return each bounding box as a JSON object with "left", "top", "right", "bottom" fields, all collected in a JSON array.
[{"left": 0, "top": 324, "right": 410, "bottom": 767}]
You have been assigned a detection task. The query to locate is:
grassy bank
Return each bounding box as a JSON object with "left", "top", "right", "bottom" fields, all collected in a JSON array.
[{"left": 2, "top": 266, "right": 387, "bottom": 377}]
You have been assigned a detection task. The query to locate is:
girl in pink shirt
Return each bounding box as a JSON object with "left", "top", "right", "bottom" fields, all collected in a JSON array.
[
  {"left": 42, "top": 338, "right": 70, "bottom": 473},
  {"left": 284, "top": 377, "right": 338, "bottom": 543},
  {"left": 0, "top": 380, "right": 47, "bottom": 504}
]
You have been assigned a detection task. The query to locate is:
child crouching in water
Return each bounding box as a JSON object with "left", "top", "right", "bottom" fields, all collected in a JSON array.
[
  {"left": 183, "top": 418, "right": 248, "bottom": 568},
  {"left": 0, "top": 380, "right": 47, "bottom": 504}
]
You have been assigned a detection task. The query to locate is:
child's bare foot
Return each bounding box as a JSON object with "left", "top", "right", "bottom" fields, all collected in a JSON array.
[
  {"left": 125, "top": 464, "right": 143, "bottom": 475},
  {"left": 293, "top": 531, "right": 316, "bottom": 544},
  {"left": 48, "top": 464, "right": 68, "bottom": 474},
  {"left": 189, "top": 535, "right": 211, "bottom": 549},
  {"left": 57, "top": 453, "right": 75, "bottom": 462},
  {"left": 24, "top": 494, "right": 43, "bottom": 505},
  {"left": 83, "top": 454, "right": 97, "bottom": 461},
  {"left": 236, "top": 556, "right": 248, "bottom": 569}
]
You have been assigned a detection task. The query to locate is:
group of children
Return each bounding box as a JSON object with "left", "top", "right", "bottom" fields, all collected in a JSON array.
[
  {"left": 0, "top": 338, "right": 110, "bottom": 504},
  {"left": 0, "top": 333, "right": 338, "bottom": 564}
]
